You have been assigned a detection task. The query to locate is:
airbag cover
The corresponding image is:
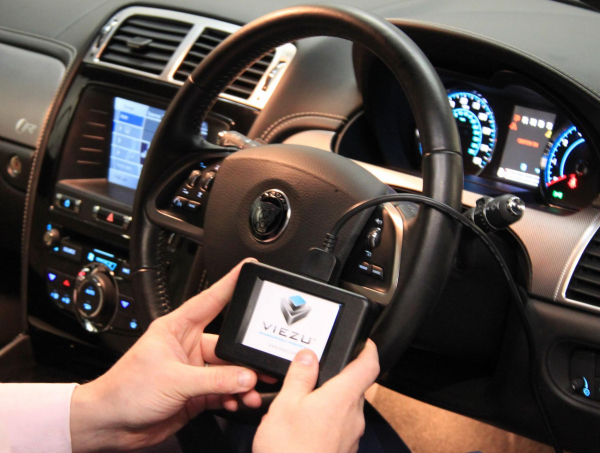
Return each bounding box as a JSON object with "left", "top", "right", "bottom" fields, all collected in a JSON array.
[{"left": 202, "top": 144, "right": 388, "bottom": 282}]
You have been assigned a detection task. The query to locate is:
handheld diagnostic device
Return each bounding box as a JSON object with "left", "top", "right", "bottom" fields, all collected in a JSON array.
[{"left": 215, "top": 262, "right": 378, "bottom": 386}]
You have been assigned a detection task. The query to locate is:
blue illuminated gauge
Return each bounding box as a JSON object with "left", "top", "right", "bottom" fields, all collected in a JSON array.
[
  {"left": 447, "top": 91, "right": 497, "bottom": 175},
  {"left": 542, "top": 125, "right": 599, "bottom": 210}
]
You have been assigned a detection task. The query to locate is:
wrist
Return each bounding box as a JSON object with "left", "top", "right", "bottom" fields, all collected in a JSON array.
[{"left": 70, "top": 380, "right": 125, "bottom": 452}]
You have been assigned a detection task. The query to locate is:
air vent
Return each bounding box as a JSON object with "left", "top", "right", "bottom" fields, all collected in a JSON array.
[
  {"left": 566, "top": 229, "right": 600, "bottom": 306},
  {"left": 174, "top": 28, "right": 275, "bottom": 99},
  {"left": 100, "top": 16, "right": 192, "bottom": 75}
]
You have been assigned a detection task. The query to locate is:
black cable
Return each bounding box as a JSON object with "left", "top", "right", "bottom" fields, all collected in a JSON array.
[{"left": 325, "top": 193, "right": 562, "bottom": 453}]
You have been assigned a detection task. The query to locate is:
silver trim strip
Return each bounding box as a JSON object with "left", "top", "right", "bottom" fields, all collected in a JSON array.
[
  {"left": 341, "top": 203, "right": 403, "bottom": 305},
  {"left": 84, "top": 6, "right": 296, "bottom": 110},
  {"left": 284, "top": 129, "right": 600, "bottom": 315},
  {"left": 557, "top": 215, "right": 600, "bottom": 314}
]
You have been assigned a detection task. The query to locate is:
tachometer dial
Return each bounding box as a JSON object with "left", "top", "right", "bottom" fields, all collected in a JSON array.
[
  {"left": 542, "top": 125, "right": 599, "bottom": 209},
  {"left": 448, "top": 91, "right": 497, "bottom": 175}
]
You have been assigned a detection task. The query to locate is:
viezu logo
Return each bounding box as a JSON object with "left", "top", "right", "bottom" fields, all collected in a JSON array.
[{"left": 280, "top": 295, "right": 312, "bottom": 325}]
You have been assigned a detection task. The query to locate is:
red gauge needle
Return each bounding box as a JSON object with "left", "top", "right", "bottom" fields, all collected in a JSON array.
[{"left": 546, "top": 174, "right": 567, "bottom": 187}]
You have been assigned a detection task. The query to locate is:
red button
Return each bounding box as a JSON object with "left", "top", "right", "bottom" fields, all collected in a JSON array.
[{"left": 62, "top": 279, "right": 71, "bottom": 288}]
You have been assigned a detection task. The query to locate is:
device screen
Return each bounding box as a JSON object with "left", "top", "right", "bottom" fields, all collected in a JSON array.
[{"left": 241, "top": 280, "right": 341, "bottom": 361}]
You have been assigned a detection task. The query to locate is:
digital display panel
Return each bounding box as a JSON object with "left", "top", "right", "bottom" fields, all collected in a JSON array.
[
  {"left": 241, "top": 280, "right": 341, "bottom": 362},
  {"left": 108, "top": 97, "right": 210, "bottom": 190},
  {"left": 497, "top": 105, "right": 557, "bottom": 187},
  {"left": 108, "top": 97, "right": 166, "bottom": 190}
]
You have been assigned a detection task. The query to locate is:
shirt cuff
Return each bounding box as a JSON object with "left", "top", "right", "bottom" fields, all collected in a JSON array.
[{"left": 0, "top": 383, "right": 79, "bottom": 453}]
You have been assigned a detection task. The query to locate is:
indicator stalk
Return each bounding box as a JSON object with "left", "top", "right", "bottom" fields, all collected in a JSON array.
[{"left": 464, "top": 194, "right": 525, "bottom": 233}]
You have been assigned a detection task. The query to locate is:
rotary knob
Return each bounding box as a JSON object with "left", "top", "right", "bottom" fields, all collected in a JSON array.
[
  {"left": 43, "top": 228, "right": 61, "bottom": 248},
  {"left": 74, "top": 264, "right": 118, "bottom": 332}
]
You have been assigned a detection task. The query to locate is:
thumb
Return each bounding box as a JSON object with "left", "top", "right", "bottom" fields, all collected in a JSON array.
[
  {"left": 278, "top": 349, "right": 319, "bottom": 402},
  {"left": 177, "top": 364, "right": 258, "bottom": 398}
]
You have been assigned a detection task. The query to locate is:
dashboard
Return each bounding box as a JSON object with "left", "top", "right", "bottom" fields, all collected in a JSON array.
[
  {"left": 3, "top": 1, "right": 600, "bottom": 451},
  {"left": 338, "top": 69, "right": 600, "bottom": 211}
]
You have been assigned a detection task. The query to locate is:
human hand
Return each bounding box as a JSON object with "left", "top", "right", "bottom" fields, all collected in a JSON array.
[
  {"left": 253, "top": 340, "right": 380, "bottom": 453},
  {"left": 70, "top": 259, "right": 261, "bottom": 452}
]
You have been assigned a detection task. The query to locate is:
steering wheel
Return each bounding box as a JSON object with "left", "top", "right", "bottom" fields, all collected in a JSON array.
[{"left": 130, "top": 5, "right": 462, "bottom": 379}]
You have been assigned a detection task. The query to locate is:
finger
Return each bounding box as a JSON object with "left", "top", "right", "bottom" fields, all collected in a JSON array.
[
  {"left": 205, "top": 394, "right": 225, "bottom": 411},
  {"left": 178, "top": 363, "right": 258, "bottom": 398},
  {"left": 277, "top": 349, "right": 319, "bottom": 402},
  {"left": 323, "top": 340, "right": 379, "bottom": 397},
  {"left": 258, "top": 374, "right": 278, "bottom": 384},
  {"left": 239, "top": 389, "right": 262, "bottom": 408},
  {"left": 201, "top": 334, "right": 232, "bottom": 365},
  {"left": 177, "top": 258, "right": 258, "bottom": 325},
  {"left": 222, "top": 395, "right": 238, "bottom": 412}
]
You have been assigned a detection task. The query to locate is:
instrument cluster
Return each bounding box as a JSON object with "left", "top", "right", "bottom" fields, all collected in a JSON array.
[{"left": 417, "top": 79, "right": 600, "bottom": 211}]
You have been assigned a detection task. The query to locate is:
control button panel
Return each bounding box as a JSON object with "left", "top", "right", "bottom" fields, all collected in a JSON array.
[
  {"left": 46, "top": 268, "right": 76, "bottom": 313},
  {"left": 54, "top": 193, "right": 82, "bottom": 213},
  {"left": 340, "top": 205, "right": 397, "bottom": 294},
  {"left": 169, "top": 161, "right": 221, "bottom": 223},
  {"left": 44, "top": 230, "right": 142, "bottom": 336}
]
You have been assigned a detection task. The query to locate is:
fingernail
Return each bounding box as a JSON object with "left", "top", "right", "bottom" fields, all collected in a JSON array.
[
  {"left": 239, "top": 370, "right": 252, "bottom": 388},
  {"left": 296, "top": 350, "right": 314, "bottom": 366}
]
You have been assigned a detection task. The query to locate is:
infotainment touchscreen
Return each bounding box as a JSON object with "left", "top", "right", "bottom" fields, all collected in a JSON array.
[
  {"left": 108, "top": 97, "right": 166, "bottom": 190},
  {"left": 108, "top": 97, "right": 209, "bottom": 190}
]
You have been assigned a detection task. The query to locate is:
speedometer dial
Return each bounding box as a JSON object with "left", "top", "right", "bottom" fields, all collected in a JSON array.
[
  {"left": 542, "top": 125, "right": 599, "bottom": 209},
  {"left": 448, "top": 91, "right": 497, "bottom": 175}
]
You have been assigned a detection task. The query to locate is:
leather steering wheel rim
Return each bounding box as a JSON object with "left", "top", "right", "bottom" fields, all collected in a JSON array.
[{"left": 131, "top": 4, "right": 463, "bottom": 372}]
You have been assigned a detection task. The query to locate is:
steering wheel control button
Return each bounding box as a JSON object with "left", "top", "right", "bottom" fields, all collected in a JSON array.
[
  {"left": 366, "top": 228, "right": 382, "bottom": 248},
  {"left": 371, "top": 265, "right": 384, "bottom": 280},
  {"left": 358, "top": 262, "right": 371, "bottom": 275},
  {"left": 54, "top": 193, "right": 82, "bottom": 213},
  {"left": 200, "top": 171, "right": 216, "bottom": 191},
  {"left": 172, "top": 196, "right": 187, "bottom": 209},
  {"left": 93, "top": 206, "right": 132, "bottom": 230},
  {"left": 185, "top": 200, "right": 201, "bottom": 212},
  {"left": 59, "top": 240, "right": 82, "bottom": 262},
  {"left": 250, "top": 189, "right": 291, "bottom": 243},
  {"left": 187, "top": 170, "right": 202, "bottom": 188}
]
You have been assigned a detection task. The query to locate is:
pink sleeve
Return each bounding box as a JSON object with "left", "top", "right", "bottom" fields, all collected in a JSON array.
[{"left": 0, "top": 383, "right": 78, "bottom": 453}]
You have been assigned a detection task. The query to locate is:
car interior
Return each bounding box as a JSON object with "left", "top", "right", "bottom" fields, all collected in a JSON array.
[{"left": 1, "top": 0, "right": 600, "bottom": 452}]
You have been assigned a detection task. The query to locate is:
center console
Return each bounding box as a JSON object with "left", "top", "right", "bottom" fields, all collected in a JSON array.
[{"left": 26, "top": 68, "right": 259, "bottom": 353}]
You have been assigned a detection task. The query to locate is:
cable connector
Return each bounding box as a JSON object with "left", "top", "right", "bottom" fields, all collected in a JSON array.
[{"left": 300, "top": 248, "right": 338, "bottom": 282}]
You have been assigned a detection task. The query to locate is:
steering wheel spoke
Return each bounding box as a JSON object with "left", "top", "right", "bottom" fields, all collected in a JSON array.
[
  {"left": 339, "top": 202, "right": 405, "bottom": 305},
  {"left": 145, "top": 150, "right": 228, "bottom": 244}
]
